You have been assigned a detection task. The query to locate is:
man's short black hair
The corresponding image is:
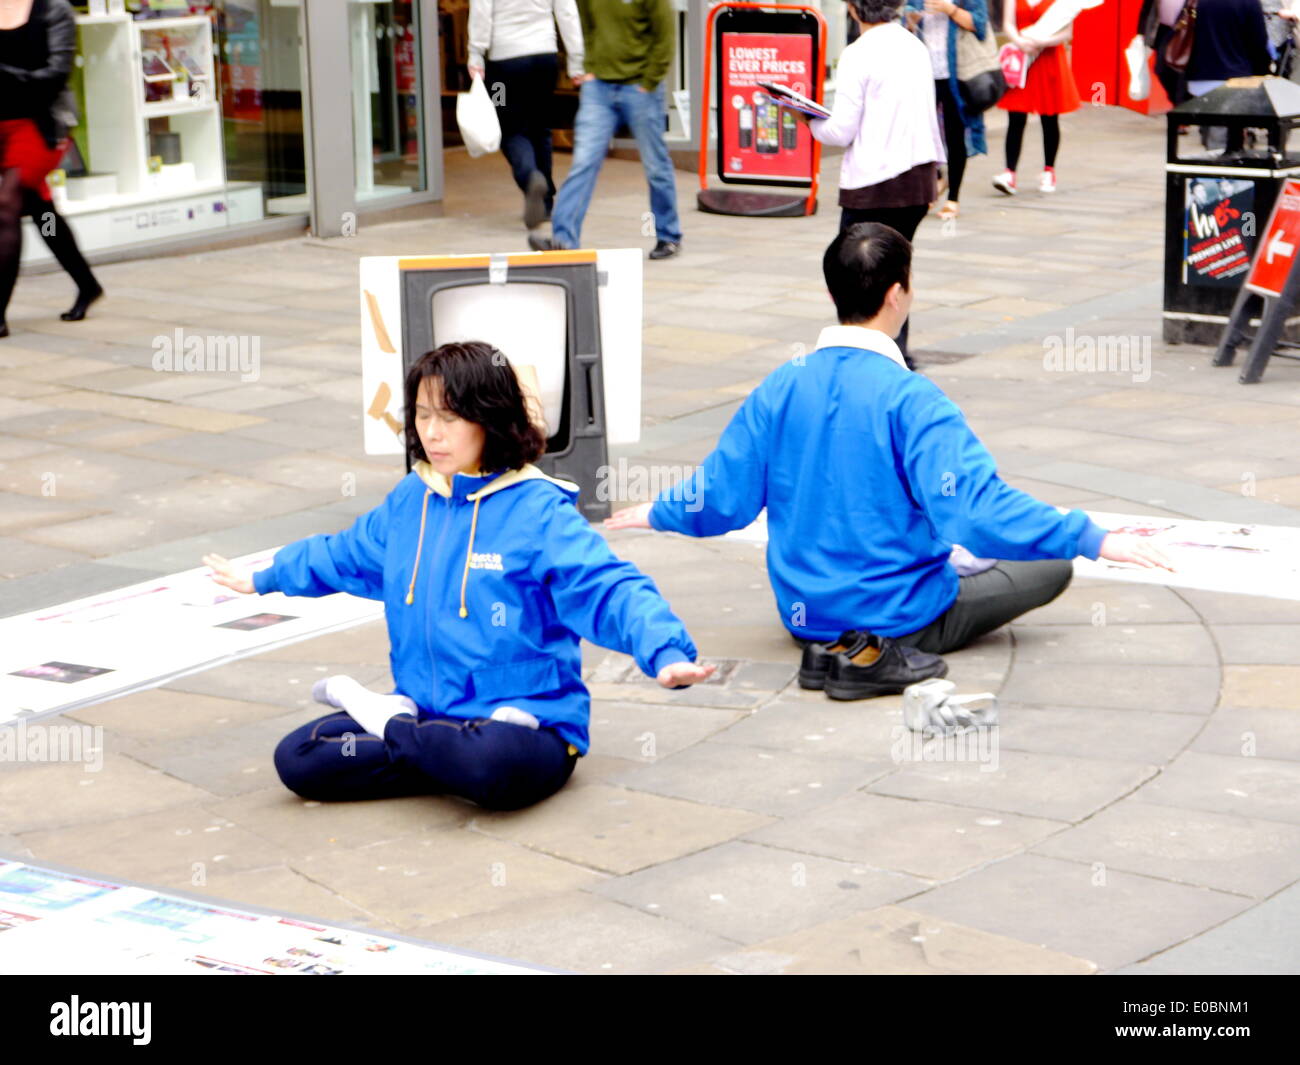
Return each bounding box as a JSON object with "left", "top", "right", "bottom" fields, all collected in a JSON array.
[
  {"left": 822, "top": 222, "right": 912, "bottom": 324},
  {"left": 847, "top": 0, "right": 903, "bottom": 25},
  {"left": 404, "top": 341, "right": 546, "bottom": 473}
]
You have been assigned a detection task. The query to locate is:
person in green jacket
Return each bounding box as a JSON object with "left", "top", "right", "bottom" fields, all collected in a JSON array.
[{"left": 530, "top": 0, "right": 683, "bottom": 260}]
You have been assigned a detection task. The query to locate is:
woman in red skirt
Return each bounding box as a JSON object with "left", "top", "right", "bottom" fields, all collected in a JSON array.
[
  {"left": 1, "top": 0, "right": 102, "bottom": 340},
  {"left": 992, "top": 0, "right": 1081, "bottom": 196}
]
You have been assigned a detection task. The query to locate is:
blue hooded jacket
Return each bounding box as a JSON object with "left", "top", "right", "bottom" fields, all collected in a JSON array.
[
  {"left": 648, "top": 335, "right": 1107, "bottom": 642},
  {"left": 253, "top": 462, "right": 696, "bottom": 754}
]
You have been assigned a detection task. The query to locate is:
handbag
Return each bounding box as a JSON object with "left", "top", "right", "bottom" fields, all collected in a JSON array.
[
  {"left": 956, "top": 20, "right": 1008, "bottom": 114},
  {"left": 997, "top": 42, "right": 1033, "bottom": 92},
  {"left": 1164, "top": 0, "right": 1197, "bottom": 75},
  {"left": 455, "top": 75, "right": 501, "bottom": 158}
]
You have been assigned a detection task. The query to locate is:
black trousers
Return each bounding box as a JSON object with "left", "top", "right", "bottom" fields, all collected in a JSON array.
[
  {"left": 895, "top": 559, "right": 1074, "bottom": 654},
  {"left": 838, "top": 202, "right": 928, "bottom": 357},
  {"left": 934, "top": 78, "right": 967, "bottom": 202},
  {"left": 485, "top": 52, "right": 560, "bottom": 214},
  {"left": 785, "top": 559, "right": 1071, "bottom": 657},
  {"left": 791, "top": 559, "right": 1074, "bottom": 657}
]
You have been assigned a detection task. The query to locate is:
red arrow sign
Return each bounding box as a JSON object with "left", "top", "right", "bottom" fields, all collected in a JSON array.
[{"left": 1248, "top": 179, "right": 1300, "bottom": 297}]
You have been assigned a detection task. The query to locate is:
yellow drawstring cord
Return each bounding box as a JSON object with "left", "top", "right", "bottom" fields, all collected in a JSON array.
[
  {"left": 459, "top": 494, "right": 481, "bottom": 618},
  {"left": 405, "top": 487, "right": 431, "bottom": 606}
]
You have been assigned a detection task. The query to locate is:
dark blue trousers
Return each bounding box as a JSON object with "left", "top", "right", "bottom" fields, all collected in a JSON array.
[
  {"left": 274, "top": 711, "right": 577, "bottom": 811},
  {"left": 484, "top": 52, "right": 559, "bottom": 215}
]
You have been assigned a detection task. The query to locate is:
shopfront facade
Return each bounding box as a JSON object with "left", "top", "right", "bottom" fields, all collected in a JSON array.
[
  {"left": 24, "top": 0, "right": 848, "bottom": 267},
  {"left": 23, "top": 0, "right": 440, "bottom": 266}
]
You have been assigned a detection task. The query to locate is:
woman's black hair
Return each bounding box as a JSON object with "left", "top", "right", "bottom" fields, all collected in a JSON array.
[
  {"left": 403, "top": 341, "right": 547, "bottom": 473},
  {"left": 847, "top": 0, "right": 903, "bottom": 24},
  {"left": 823, "top": 222, "right": 912, "bottom": 323}
]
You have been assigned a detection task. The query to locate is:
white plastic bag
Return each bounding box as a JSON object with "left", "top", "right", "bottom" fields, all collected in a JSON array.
[
  {"left": 1125, "top": 34, "right": 1152, "bottom": 102},
  {"left": 456, "top": 75, "right": 501, "bottom": 158}
]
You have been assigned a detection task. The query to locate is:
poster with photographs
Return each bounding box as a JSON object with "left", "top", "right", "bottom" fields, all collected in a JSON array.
[
  {"left": 1070, "top": 511, "right": 1300, "bottom": 598},
  {"left": 0, "top": 550, "right": 384, "bottom": 727},
  {"left": 0, "top": 861, "right": 544, "bottom": 976},
  {"left": 1183, "top": 177, "right": 1255, "bottom": 288}
]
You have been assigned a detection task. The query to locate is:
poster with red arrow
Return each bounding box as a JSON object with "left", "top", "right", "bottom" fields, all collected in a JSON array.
[
  {"left": 1247, "top": 178, "right": 1300, "bottom": 298},
  {"left": 1183, "top": 177, "right": 1255, "bottom": 288}
]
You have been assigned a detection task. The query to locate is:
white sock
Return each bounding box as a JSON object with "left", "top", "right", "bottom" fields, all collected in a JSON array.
[
  {"left": 489, "top": 705, "right": 539, "bottom": 729},
  {"left": 312, "top": 675, "right": 416, "bottom": 739}
]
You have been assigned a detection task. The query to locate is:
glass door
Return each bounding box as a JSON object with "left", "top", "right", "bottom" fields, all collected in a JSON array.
[{"left": 349, "top": 0, "right": 426, "bottom": 203}]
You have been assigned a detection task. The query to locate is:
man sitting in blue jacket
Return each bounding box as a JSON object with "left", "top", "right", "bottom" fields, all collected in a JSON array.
[{"left": 608, "top": 222, "right": 1172, "bottom": 674}]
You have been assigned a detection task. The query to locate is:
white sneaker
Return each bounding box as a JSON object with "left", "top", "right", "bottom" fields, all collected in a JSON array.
[
  {"left": 992, "top": 170, "right": 1017, "bottom": 196},
  {"left": 1040, "top": 167, "right": 1057, "bottom": 193}
]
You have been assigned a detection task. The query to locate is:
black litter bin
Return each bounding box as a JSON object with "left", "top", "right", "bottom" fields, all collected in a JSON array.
[{"left": 1164, "top": 76, "right": 1300, "bottom": 344}]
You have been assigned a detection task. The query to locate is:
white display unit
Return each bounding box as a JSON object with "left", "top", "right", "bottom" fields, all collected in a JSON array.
[{"left": 21, "top": 12, "right": 265, "bottom": 265}]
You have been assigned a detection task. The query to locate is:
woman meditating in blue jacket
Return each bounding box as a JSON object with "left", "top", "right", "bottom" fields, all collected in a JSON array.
[{"left": 204, "top": 341, "right": 712, "bottom": 810}]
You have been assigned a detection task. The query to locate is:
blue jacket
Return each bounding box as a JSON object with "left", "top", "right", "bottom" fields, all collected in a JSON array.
[
  {"left": 254, "top": 463, "right": 696, "bottom": 754},
  {"left": 649, "top": 334, "right": 1107, "bottom": 642}
]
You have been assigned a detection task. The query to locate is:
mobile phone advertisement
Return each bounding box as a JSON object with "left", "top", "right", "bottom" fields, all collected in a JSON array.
[{"left": 719, "top": 31, "right": 816, "bottom": 184}]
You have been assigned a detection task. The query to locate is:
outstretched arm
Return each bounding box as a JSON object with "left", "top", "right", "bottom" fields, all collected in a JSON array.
[
  {"left": 899, "top": 386, "right": 1149, "bottom": 563},
  {"left": 539, "top": 498, "right": 714, "bottom": 687},
  {"left": 609, "top": 390, "right": 768, "bottom": 537},
  {"left": 211, "top": 496, "right": 393, "bottom": 601}
]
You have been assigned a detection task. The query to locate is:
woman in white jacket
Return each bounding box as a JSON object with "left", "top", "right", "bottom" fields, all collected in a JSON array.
[
  {"left": 803, "top": 0, "right": 944, "bottom": 364},
  {"left": 468, "top": 0, "right": 585, "bottom": 236}
]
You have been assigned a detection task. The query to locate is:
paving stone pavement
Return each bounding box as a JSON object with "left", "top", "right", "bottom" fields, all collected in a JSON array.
[{"left": 3, "top": 105, "right": 1300, "bottom": 973}]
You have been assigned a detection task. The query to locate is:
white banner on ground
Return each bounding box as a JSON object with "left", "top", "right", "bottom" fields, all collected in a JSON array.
[
  {"left": 1070, "top": 510, "right": 1300, "bottom": 598},
  {"left": 0, "top": 858, "right": 544, "bottom": 975},
  {"left": 724, "top": 510, "right": 1300, "bottom": 600},
  {"left": 0, "top": 551, "right": 384, "bottom": 729}
]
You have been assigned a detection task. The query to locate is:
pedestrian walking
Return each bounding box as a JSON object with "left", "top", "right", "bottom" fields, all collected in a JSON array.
[
  {"left": 906, "top": 0, "right": 995, "bottom": 222},
  {"left": 1184, "top": 0, "right": 1271, "bottom": 97},
  {"left": 1137, "top": 0, "right": 1189, "bottom": 105},
  {"left": 530, "top": 0, "right": 682, "bottom": 260},
  {"left": 467, "top": 0, "right": 585, "bottom": 239},
  {"left": 206, "top": 342, "right": 712, "bottom": 810},
  {"left": 800, "top": 0, "right": 944, "bottom": 364},
  {"left": 992, "top": 0, "right": 1082, "bottom": 196},
  {"left": 1184, "top": 0, "right": 1271, "bottom": 152},
  {"left": 0, "top": 0, "right": 103, "bottom": 340}
]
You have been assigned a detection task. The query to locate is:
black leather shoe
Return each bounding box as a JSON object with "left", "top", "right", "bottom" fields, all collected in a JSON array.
[
  {"left": 523, "top": 171, "right": 549, "bottom": 230},
  {"left": 61, "top": 283, "right": 103, "bottom": 322},
  {"left": 824, "top": 634, "right": 948, "bottom": 700},
  {"left": 648, "top": 240, "right": 681, "bottom": 260},
  {"left": 798, "top": 630, "right": 866, "bottom": 690}
]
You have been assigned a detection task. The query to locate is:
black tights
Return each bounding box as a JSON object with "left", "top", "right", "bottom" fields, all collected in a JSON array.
[
  {"left": 0, "top": 168, "right": 100, "bottom": 331},
  {"left": 0, "top": 168, "right": 20, "bottom": 330},
  {"left": 935, "top": 79, "right": 967, "bottom": 202},
  {"left": 1005, "top": 112, "right": 1060, "bottom": 172}
]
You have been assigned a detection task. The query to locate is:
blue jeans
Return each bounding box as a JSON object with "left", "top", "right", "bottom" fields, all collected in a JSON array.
[{"left": 551, "top": 79, "right": 682, "bottom": 248}]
